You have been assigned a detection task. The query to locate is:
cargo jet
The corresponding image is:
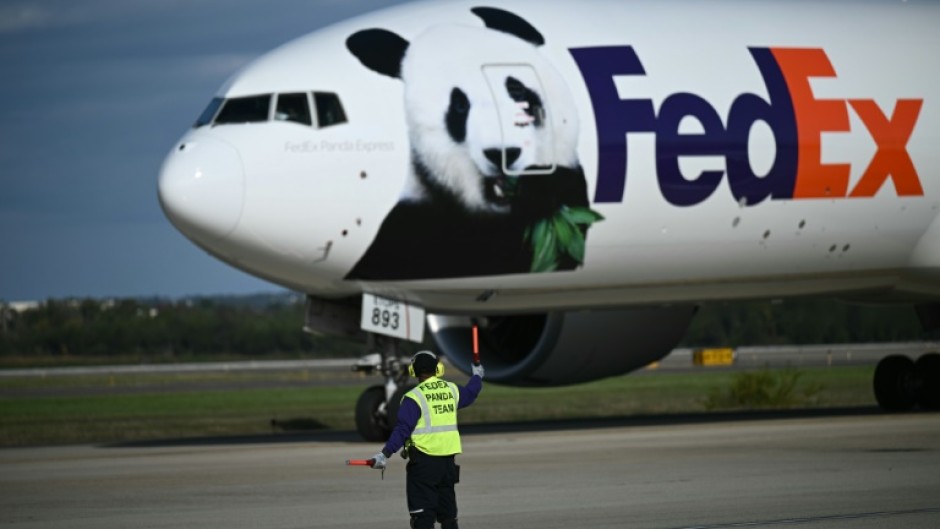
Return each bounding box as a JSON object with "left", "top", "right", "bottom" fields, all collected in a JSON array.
[{"left": 158, "top": 0, "right": 940, "bottom": 440}]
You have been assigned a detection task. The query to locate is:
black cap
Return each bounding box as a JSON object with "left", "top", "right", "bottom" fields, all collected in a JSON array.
[{"left": 412, "top": 351, "right": 438, "bottom": 376}]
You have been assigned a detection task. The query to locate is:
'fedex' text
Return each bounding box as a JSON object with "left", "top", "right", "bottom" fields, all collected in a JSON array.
[{"left": 570, "top": 46, "right": 924, "bottom": 206}]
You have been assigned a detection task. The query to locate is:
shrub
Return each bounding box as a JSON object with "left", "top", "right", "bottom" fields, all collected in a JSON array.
[{"left": 704, "top": 369, "right": 822, "bottom": 410}]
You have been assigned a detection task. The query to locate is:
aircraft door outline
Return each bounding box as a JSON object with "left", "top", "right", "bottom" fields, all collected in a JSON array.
[{"left": 481, "top": 64, "right": 556, "bottom": 176}]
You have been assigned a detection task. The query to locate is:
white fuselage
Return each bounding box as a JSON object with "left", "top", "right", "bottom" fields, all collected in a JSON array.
[{"left": 158, "top": 0, "right": 940, "bottom": 314}]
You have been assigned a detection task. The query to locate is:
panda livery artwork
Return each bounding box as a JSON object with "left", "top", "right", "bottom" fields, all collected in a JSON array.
[{"left": 344, "top": 7, "right": 603, "bottom": 280}]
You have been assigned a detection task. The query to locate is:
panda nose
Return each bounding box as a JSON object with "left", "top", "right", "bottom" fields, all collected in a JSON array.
[{"left": 484, "top": 148, "right": 521, "bottom": 170}]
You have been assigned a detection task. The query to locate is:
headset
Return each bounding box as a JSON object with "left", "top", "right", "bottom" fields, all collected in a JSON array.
[{"left": 408, "top": 350, "right": 445, "bottom": 378}]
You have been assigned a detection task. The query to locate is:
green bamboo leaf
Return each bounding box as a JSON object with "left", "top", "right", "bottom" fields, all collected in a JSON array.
[
  {"left": 552, "top": 213, "right": 576, "bottom": 251},
  {"left": 531, "top": 217, "right": 549, "bottom": 247},
  {"left": 566, "top": 228, "right": 586, "bottom": 264},
  {"left": 562, "top": 206, "right": 605, "bottom": 226},
  {"left": 530, "top": 218, "right": 558, "bottom": 273},
  {"left": 532, "top": 250, "right": 558, "bottom": 272}
]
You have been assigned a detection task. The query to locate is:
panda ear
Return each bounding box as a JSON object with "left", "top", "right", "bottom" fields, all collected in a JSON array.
[
  {"left": 471, "top": 7, "right": 545, "bottom": 46},
  {"left": 346, "top": 29, "right": 410, "bottom": 78}
]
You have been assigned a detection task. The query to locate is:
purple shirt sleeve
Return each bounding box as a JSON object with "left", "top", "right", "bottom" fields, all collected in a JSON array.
[
  {"left": 381, "top": 375, "right": 484, "bottom": 457},
  {"left": 382, "top": 398, "right": 419, "bottom": 457},
  {"left": 457, "top": 374, "right": 483, "bottom": 409}
]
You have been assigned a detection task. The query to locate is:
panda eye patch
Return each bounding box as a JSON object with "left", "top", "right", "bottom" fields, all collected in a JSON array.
[
  {"left": 505, "top": 77, "right": 528, "bottom": 101},
  {"left": 446, "top": 88, "right": 471, "bottom": 143},
  {"left": 451, "top": 88, "right": 470, "bottom": 113},
  {"left": 504, "top": 76, "right": 544, "bottom": 127}
]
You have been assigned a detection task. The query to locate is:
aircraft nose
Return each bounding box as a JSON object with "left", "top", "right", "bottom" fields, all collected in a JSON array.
[{"left": 158, "top": 136, "right": 245, "bottom": 243}]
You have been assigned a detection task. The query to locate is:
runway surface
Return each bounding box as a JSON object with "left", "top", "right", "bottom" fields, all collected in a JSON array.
[
  {"left": 4, "top": 342, "right": 938, "bottom": 380},
  {"left": 2, "top": 412, "right": 939, "bottom": 528}
]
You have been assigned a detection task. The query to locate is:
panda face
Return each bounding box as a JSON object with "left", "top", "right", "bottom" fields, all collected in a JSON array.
[
  {"left": 424, "top": 75, "right": 548, "bottom": 211},
  {"left": 401, "top": 25, "right": 568, "bottom": 213},
  {"left": 461, "top": 74, "right": 551, "bottom": 209},
  {"left": 347, "top": 10, "right": 581, "bottom": 214}
]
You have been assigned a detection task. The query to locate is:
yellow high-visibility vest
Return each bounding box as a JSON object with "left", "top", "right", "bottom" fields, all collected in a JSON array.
[{"left": 404, "top": 377, "right": 462, "bottom": 456}]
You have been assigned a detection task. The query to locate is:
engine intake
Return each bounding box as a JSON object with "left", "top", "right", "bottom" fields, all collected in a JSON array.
[{"left": 428, "top": 306, "right": 697, "bottom": 386}]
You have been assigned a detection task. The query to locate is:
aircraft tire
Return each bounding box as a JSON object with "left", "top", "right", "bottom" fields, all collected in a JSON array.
[
  {"left": 915, "top": 353, "right": 940, "bottom": 410},
  {"left": 355, "top": 385, "right": 390, "bottom": 442},
  {"left": 873, "top": 355, "right": 916, "bottom": 411}
]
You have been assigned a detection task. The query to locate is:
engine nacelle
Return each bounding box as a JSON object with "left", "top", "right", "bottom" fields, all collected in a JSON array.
[{"left": 428, "top": 306, "right": 697, "bottom": 386}]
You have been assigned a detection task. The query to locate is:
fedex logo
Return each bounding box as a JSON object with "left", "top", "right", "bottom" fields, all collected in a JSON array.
[{"left": 570, "top": 46, "right": 924, "bottom": 206}]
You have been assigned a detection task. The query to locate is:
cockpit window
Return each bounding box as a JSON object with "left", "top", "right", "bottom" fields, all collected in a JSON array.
[
  {"left": 214, "top": 94, "right": 272, "bottom": 124},
  {"left": 274, "top": 93, "right": 312, "bottom": 126},
  {"left": 194, "top": 92, "right": 345, "bottom": 128},
  {"left": 314, "top": 92, "right": 347, "bottom": 128},
  {"left": 194, "top": 97, "right": 223, "bottom": 128}
]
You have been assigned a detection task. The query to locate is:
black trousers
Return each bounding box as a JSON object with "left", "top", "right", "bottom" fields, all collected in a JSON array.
[{"left": 406, "top": 450, "right": 459, "bottom": 529}]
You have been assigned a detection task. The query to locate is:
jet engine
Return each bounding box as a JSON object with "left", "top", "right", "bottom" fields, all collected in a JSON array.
[{"left": 427, "top": 306, "right": 698, "bottom": 386}]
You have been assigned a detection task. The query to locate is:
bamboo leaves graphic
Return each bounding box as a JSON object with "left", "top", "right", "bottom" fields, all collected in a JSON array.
[{"left": 525, "top": 206, "right": 604, "bottom": 272}]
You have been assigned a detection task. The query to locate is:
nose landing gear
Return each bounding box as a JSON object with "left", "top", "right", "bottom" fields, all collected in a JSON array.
[{"left": 353, "top": 335, "right": 416, "bottom": 441}]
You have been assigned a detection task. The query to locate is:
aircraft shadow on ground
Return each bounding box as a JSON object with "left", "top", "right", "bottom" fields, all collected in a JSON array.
[{"left": 103, "top": 406, "right": 891, "bottom": 449}]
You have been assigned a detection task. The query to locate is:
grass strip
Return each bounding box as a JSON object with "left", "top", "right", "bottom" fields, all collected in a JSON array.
[{"left": 0, "top": 366, "right": 875, "bottom": 447}]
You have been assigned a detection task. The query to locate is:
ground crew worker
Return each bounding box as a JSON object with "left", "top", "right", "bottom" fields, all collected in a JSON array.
[{"left": 369, "top": 350, "right": 484, "bottom": 529}]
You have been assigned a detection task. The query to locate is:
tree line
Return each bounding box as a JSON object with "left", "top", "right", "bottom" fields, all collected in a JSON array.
[
  {"left": 0, "top": 293, "right": 927, "bottom": 362},
  {"left": 682, "top": 299, "right": 923, "bottom": 346},
  {"left": 0, "top": 294, "right": 351, "bottom": 361}
]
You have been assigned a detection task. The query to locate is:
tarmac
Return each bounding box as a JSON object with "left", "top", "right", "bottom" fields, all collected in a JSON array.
[{"left": 2, "top": 411, "right": 939, "bottom": 528}]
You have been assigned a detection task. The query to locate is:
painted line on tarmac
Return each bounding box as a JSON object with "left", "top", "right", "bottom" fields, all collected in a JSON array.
[{"left": 672, "top": 506, "right": 940, "bottom": 528}]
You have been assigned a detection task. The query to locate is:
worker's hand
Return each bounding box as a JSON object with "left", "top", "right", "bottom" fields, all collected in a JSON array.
[
  {"left": 370, "top": 452, "right": 387, "bottom": 470},
  {"left": 471, "top": 362, "right": 485, "bottom": 379}
]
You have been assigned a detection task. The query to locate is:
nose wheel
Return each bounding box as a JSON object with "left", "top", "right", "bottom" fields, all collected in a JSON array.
[{"left": 352, "top": 335, "right": 413, "bottom": 441}]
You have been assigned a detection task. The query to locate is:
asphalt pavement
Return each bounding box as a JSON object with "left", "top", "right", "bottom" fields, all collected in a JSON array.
[{"left": 2, "top": 411, "right": 938, "bottom": 528}]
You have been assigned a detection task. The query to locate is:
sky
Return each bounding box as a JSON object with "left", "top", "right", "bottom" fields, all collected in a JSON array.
[{"left": 0, "top": 0, "right": 409, "bottom": 302}]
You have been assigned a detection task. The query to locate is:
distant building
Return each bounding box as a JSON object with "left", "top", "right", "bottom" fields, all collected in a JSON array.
[{"left": 7, "top": 301, "right": 40, "bottom": 313}]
